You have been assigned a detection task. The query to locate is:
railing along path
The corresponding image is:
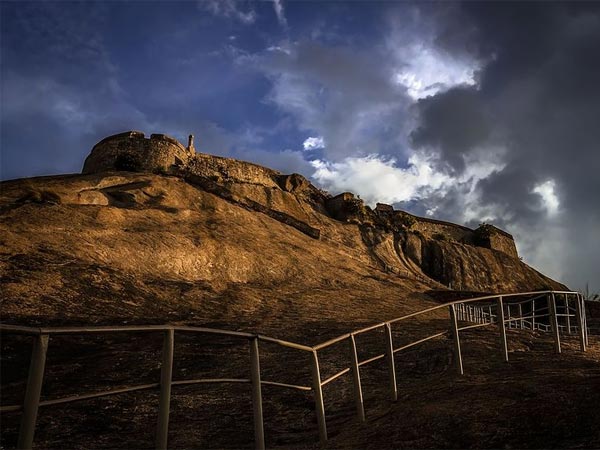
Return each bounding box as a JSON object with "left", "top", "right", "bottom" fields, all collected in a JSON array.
[{"left": 0, "top": 290, "right": 591, "bottom": 449}]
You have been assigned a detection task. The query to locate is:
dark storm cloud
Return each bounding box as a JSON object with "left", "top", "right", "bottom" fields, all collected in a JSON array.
[
  {"left": 257, "top": 40, "right": 414, "bottom": 160},
  {"left": 410, "top": 87, "right": 491, "bottom": 172},
  {"left": 410, "top": 2, "right": 600, "bottom": 288}
]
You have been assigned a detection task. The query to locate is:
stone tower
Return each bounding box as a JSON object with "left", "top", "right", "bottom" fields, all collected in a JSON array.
[
  {"left": 82, "top": 131, "right": 192, "bottom": 175},
  {"left": 188, "top": 134, "right": 195, "bottom": 154}
]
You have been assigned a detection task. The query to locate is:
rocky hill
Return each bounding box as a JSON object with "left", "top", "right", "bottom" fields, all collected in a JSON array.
[
  {"left": 2, "top": 131, "right": 593, "bottom": 450},
  {"left": 0, "top": 131, "right": 563, "bottom": 328}
]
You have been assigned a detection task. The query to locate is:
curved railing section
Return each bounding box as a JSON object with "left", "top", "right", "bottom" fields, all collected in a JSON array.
[{"left": 0, "top": 290, "right": 590, "bottom": 450}]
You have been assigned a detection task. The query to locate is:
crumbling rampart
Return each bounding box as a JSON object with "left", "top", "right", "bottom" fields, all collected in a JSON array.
[
  {"left": 82, "top": 131, "right": 193, "bottom": 175},
  {"left": 187, "top": 153, "right": 280, "bottom": 188},
  {"left": 374, "top": 203, "right": 518, "bottom": 259}
]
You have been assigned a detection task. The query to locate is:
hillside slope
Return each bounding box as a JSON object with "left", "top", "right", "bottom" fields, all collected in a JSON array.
[{"left": 0, "top": 166, "right": 563, "bottom": 333}]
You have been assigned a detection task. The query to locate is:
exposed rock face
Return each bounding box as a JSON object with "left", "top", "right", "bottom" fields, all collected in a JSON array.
[
  {"left": 405, "top": 232, "right": 424, "bottom": 266},
  {"left": 277, "top": 173, "right": 311, "bottom": 193},
  {"left": 418, "top": 240, "right": 562, "bottom": 292}
]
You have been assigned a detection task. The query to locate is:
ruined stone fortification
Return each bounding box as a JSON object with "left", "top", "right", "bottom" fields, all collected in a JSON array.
[
  {"left": 82, "top": 131, "right": 316, "bottom": 194},
  {"left": 187, "top": 152, "right": 280, "bottom": 188},
  {"left": 82, "top": 131, "right": 518, "bottom": 261},
  {"left": 82, "top": 131, "right": 193, "bottom": 175},
  {"left": 341, "top": 199, "right": 518, "bottom": 259},
  {"left": 408, "top": 214, "right": 518, "bottom": 259}
]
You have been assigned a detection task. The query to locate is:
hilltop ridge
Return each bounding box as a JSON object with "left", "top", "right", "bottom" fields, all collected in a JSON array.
[{"left": 0, "top": 131, "right": 564, "bottom": 330}]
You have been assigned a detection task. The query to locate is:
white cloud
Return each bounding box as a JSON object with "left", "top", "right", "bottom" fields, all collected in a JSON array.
[
  {"left": 532, "top": 180, "right": 560, "bottom": 215},
  {"left": 310, "top": 152, "right": 452, "bottom": 205},
  {"left": 303, "top": 136, "right": 325, "bottom": 151},
  {"left": 266, "top": 45, "right": 291, "bottom": 55},
  {"left": 393, "top": 47, "right": 478, "bottom": 100},
  {"left": 386, "top": 6, "right": 480, "bottom": 99},
  {"left": 199, "top": 0, "right": 256, "bottom": 24},
  {"left": 273, "top": 0, "right": 287, "bottom": 27},
  {"left": 309, "top": 148, "right": 507, "bottom": 226}
]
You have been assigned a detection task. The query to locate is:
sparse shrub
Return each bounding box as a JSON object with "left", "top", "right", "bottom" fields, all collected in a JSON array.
[{"left": 432, "top": 232, "right": 447, "bottom": 241}]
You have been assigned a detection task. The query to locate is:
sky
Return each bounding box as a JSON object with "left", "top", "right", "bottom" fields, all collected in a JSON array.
[{"left": 1, "top": 1, "right": 599, "bottom": 293}]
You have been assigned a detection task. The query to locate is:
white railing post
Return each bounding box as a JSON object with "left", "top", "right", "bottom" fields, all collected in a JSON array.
[
  {"left": 581, "top": 294, "right": 589, "bottom": 346},
  {"left": 564, "top": 295, "right": 571, "bottom": 335},
  {"left": 17, "top": 334, "right": 49, "bottom": 450},
  {"left": 250, "top": 337, "right": 265, "bottom": 450},
  {"left": 532, "top": 299, "right": 536, "bottom": 330},
  {"left": 574, "top": 294, "right": 587, "bottom": 352},
  {"left": 310, "top": 350, "right": 327, "bottom": 444},
  {"left": 548, "top": 293, "right": 561, "bottom": 354},
  {"left": 348, "top": 334, "right": 365, "bottom": 422},
  {"left": 449, "top": 304, "right": 464, "bottom": 375},
  {"left": 497, "top": 297, "right": 509, "bottom": 362},
  {"left": 507, "top": 304, "right": 512, "bottom": 329},
  {"left": 384, "top": 323, "right": 398, "bottom": 402},
  {"left": 518, "top": 304, "right": 523, "bottom": 329},
  {"left": 156, "top": 329, "right": 174, "bottom": 450},
  {"left": 489, "top": 305, "right": 494, "bottom": 324}
]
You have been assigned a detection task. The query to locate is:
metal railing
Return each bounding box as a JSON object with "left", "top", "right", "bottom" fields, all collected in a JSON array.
[{"left": 0, "top": 290, "right": 590, "bottom": 449}]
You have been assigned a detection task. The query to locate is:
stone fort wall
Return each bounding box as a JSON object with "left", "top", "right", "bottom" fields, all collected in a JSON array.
[
  {"left": 187, "top": 153, "right": 280, "bottom": 189},
  {"left": 410, "top": 215, "right": 474, "bottom": 243},
  {"left": 486, "top": 231, "right": 519, "bottom": 259},
  {"left": 398, "top": 211, "right": 518, "bottom": 259},
  {"left": 82, "top": 131, "right": 193, "bottom": 175},
  {"left": 82, "top": 131, "right": 281, "bottom": 189}
]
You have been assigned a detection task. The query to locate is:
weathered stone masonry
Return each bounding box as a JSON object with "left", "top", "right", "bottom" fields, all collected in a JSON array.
[{"left": 82, "top": 131, "right": 193, "bottom": 175}]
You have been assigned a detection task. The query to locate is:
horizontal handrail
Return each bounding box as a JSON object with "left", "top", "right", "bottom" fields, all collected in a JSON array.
[
  {"left": 387, "top": 290, "right": 565, "bottom": 326},
  {"left": 358, "top": 353, "right": 386, "bottom": 367},
  {"left": 260, "top": 380, "right": 312, "bottom": 391},
  {"left": 0, "top": 383, "right": 161, "bottom": 413},
  {"left": 458, "top": 322, "right": 491, "bottom": 331},
  {"left": 321, "top": 368, "right": 351, "bottom": 387},
  {"left": 257, "top": 335, "right": 313, "bottom": 352},
  {"left": 172, "top": 378, "right": 250, "bottom": 386},
  {"left": 315, "top": 290, "right": 579, "bottom": 351},
  {"left": 0, "top": 290, "right": 580, "bottom": 350},
  {"left": 393, "top": 331, "right": 448, "bottom": 353},
  {"left": 0, "top": 376, "right": 313, "bottom": 414}
]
